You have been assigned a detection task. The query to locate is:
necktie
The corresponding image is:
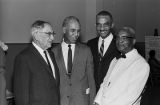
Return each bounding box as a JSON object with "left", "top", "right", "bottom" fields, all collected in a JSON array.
[
  {"left": 116, "top": 53, "right": 126, "bottom": 59},
  {"left": 44, "top": 51, "right": 52, "bottom": 70},
  {"left": 68, "top": 45, "right": 72, "bottom": 76},
  {"left": 99, "top": 40, "right": 104, "bottom": 60}
]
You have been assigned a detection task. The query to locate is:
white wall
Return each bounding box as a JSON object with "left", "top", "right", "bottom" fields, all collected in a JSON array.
[
  {"left": 1, "top": 0, "right": 160, "bottom": 43},
  {"left": 0, "top": 0, "right": 96, "bottom": 43}
]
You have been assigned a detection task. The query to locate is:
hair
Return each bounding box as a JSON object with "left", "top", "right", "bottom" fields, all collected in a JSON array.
[
  {"left": 149, "top": 50, "right": 156, "bottom": 58},
  {"left": 62, "top": 16, "right": 80, "bottom": 28},
  {"left": 31, "top": 20, "right": 51, "bottom": 36},
  {"left": 120, "top": 27, "right": 136, "bottom": 38},
  {"left": 96, "top": 10, "right": 113, "bottom": 23}
]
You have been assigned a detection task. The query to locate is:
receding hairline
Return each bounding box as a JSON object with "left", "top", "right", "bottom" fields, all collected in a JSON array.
[
  {"left": 96, "top": 11, "right": 113, "bottom": 22},
  {"left": 62, "top": 16, "right": 80, "bottom": 28}
]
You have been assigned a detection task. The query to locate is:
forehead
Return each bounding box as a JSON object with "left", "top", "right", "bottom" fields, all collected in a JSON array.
[
  {"left": 97, "top": 15, "right": 112, "bottom": 23},
  {"left": 41, "top": 24, "right": 53, "bottom": 31},
  {"left": 118, "top": 31, "right": 129, "bottom": 37},
  {"left": 67, "top": 21, "right": 80, "bottom": 29},
  {"left": 118, "top": 30, "right": 135, "bottom": 38}
]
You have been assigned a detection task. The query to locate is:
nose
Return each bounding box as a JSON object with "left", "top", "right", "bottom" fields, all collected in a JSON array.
[
  {"left": 50, "top": 34, "right": 54, "bottom": 41},
  {"left": 74, "top": 30, "right": 79, "bottom": 36}
]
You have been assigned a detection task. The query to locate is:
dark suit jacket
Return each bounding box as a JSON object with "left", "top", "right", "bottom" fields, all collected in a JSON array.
[
  {"left": 13, "top": 44, "right": 60, "bottom": 105},
  {"left": 87, "top": 36, "right": 120, "bottom": 92},
  {"left": 52, "top": 43, "right": 96, "bottom": 105},
  {"left": 0, "top": 47, "right": 7, "bottom": 105}
]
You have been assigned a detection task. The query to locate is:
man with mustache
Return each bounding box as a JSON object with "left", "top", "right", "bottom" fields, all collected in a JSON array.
[
  {"left": 87, "top": 11, "right": 119, "bottom": 92},
  {"left": 94, "top": 27, "right": 150, "bottom": 105}
]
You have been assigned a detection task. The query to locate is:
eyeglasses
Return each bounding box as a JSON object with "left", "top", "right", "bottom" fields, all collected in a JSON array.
[
  {"left": 96, "top": 23, "right": 111, "bottom": 28},
  {"left": 39, "top": 31, "right": 56, "bottom": 37},
  {"left": 116, "top": 36, "right": 134, "bottom": 41}
]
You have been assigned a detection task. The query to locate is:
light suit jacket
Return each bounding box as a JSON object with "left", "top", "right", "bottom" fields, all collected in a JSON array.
[
  {"left": 52, "top": 42, "right": 96, "bottom": 105},
  {"left": 95, "top": 49, "right": 150, "bottom": 105}
]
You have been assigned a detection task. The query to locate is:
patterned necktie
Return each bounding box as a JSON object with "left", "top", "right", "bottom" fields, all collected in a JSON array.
[
  {"left": 68, "top": 45, "right": 72, "bottom": 76},
  {"left": 99, "top": 40, "right": 104, "bottom": 60}
]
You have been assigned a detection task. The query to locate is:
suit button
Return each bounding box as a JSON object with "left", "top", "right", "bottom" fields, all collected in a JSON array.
[
  {"left": 67, "top": 96, "right": 69, "bottom": 98},
  {"left": 69, "top": 83, "right": 72, "bottom": 86}
]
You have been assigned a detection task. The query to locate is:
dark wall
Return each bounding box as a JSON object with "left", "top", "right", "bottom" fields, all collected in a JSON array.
[{"left": 5, "top": 42, "right": 145, "bottom": 92}]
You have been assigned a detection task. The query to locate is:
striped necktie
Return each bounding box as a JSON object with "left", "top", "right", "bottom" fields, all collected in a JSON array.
[{"left": 99, "top": 40, "right": 104, "bottom": 60}]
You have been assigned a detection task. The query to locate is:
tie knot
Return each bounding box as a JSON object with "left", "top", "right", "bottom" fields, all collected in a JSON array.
[
  {"left": 102, "top": 40, "right": 104, "bottom": 44},
  {"left": 68, "top": 44, "right": 71, "bottom": 48},
  {"left": 44, "top": 50, "right": 47, "bottom": 54}
]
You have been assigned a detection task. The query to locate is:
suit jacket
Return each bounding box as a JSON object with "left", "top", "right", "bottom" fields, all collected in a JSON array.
[
  {"left": 52, "top": 42, "right": 96, "bottom": 105},
  {"left": 95, "top": 49, "right": 150, "bottom": 105},
  {"left": 0, "top": 48, "right": 7, "bottom": 105},
  {"left": 87, "top": 36, "right": 120, "bottom": 91},
  {"left": 13, "top": 44, "right": 60, "bottom": 105}
]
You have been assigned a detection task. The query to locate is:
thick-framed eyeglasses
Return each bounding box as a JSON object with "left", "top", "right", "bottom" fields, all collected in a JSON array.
[{"left": 116, "top": 36, "right": 134, "bottom": 41}]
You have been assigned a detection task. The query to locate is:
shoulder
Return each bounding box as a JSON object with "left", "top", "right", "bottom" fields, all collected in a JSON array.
[
  {"left": 15, "top": 45, "right": 33, "bottom": 60},
  {"left": 77, "top": 42, "right": 90, "bottom": 50},
  {"left": 0, "top": 47, "right": 5, "bottom": 58},
  {"left": 51, "top": 43, "right": 61, "bottom": 52},
  {"left": 133, "top": 52, "right": 150, "bottom": 72},
  {"left": 87, "top": 37, "right": 99, "bottom": 45}
]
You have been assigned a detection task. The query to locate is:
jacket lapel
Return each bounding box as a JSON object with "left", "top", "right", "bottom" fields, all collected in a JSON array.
[
  {"left": 48, "top": 50, "right": 60, "bottom": 84},
  {"left": 30, "top": 45, "right": 53, "bottom": 76},
  {"left": 72, "top": 43, "right": 79, "bottom": 75},
  {"left": 54, "top": 45, "right": 67, "bottom": 75},
  {"left": 102, "top": 38, "right": 116, "bottom": 60},
  {"left": 95, "top": 38, "right": 100, "bottom": 61}
]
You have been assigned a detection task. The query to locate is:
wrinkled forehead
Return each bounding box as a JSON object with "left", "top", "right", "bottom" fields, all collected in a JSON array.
[
  {"left": 42, "top": 24, "right": 53, "bottom": 31},
  {"left": 118, "top": 30, "right": 135, "bottom": 38},
  {"left": 68, "top": 20, "right": 80, "bottom": 29}
]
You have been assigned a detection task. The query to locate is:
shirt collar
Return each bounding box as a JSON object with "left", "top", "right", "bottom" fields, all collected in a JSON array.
[
  {"left": 99, "top": 33, "right": 113, "bottom": 43},
  {"left": 125, "top": 48, "right": 137, "bottom": 58},
  {"left": 32, "top": 42, "right": 45, "bottom": 54},
  {"left": 61, "top": 39, "right": 75, "bottom": 48}
]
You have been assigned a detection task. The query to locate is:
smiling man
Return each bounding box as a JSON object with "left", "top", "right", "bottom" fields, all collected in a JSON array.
[
  {"left": 94, "top": 27, "right": 150, "bottom": 105},
  {"left": 87, "top": 11, "right": 120, "bottom": 92}
]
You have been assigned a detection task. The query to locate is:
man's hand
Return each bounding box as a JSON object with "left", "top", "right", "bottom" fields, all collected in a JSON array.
[{"left": 93, "top": 102, "right": 99, "bottom": 105}]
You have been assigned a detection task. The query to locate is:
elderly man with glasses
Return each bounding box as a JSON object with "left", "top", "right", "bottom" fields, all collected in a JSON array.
[
  {"left": 13, "top": 20, "right": 60, "bottom": 105},
  {"left": 94, "top": 27, "right": 150, "bottom": 105}
]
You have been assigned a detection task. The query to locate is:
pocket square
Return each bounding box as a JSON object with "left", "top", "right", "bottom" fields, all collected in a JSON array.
[{"left": 86, "top": 88, "right": 90, "bottom": 94}]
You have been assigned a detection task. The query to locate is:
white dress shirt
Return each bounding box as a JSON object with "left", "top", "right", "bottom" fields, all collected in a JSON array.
[
  {"left": 61, "top": 41, "right": 75, "bottom": 72},
  {"left": 94, "top": 49, "right": 150, "bottom": 105},
  {"left": 32, "top": 42, "right": 56, "bottom": 78},
  {"left": 98, "top": 33, "right": 113, "bottom": 56}
]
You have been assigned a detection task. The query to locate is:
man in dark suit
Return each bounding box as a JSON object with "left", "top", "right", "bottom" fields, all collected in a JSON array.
[
  {"left": 0, "top": 41, "right": 8, "bottom": 105},
  {"left": 87, "top": 11, "right": 120, "bottom": 92},
  {"left": 52, "top": 16, "right": 96, "bottom": 105},
  {"left": 13, "top": 20, "right": 60, "bottom": 105}
]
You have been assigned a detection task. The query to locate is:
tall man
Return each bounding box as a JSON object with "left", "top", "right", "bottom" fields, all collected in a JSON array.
[
  {"left": 87, "top": 11, "right": 119, "bottom": 91},
  {"left": 13, "top": 20, "right": 60, "bottom": 105},
  {"left": 52, "top": 16, "right": 96, "bottom": 105},
  {"left": 94, "top": 27, "right": 150, "bottom": 105}
]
